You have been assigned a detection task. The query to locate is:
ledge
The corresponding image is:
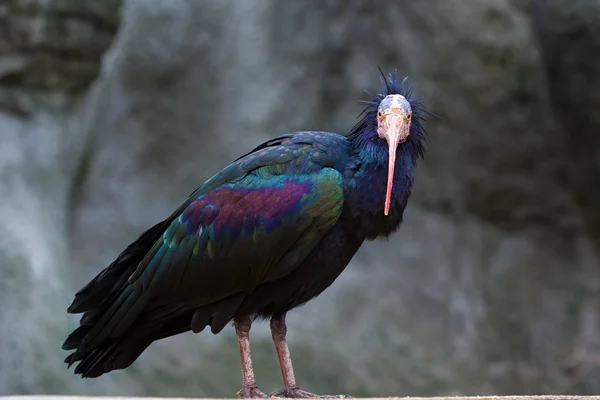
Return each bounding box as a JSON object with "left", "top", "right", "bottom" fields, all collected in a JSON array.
[{"left": 2, "top": 396, "right": 600, "bottom": 400}]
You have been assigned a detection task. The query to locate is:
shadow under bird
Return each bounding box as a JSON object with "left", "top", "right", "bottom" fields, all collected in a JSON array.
[{"left": 63, "top": 69, "right": 432, "bottom": 398}]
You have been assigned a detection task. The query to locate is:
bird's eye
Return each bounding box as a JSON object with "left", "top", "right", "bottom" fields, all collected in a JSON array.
[
  {"left": 377, "top": 110, "right": 383, "bottom": 118},
  {"left": 406, "top": 113, "right": 412, "bottom": 120}
]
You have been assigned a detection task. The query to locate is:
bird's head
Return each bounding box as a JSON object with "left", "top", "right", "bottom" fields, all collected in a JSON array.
[
  {"left": 376, "top": 94, "right": 413, "bottom": 215},
  {"left": 349, "top": 68, "right": 431, "bottom": 216}
]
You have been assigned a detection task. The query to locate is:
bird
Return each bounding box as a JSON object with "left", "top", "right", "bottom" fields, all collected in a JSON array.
[{"left": 62, "top": 68, "right": 431, "bottom": 398}]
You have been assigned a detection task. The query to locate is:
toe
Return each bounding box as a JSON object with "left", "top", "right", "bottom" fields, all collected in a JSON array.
[
  {"left": 270, "top": 387, "right": 351, "bottom": 398},
  {"left": 237, "top": 385, "right": 268, "bottom": 398}
]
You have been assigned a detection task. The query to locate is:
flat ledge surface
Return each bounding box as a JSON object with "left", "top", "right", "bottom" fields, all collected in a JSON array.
[{"left": 2, "top": 396, "right": 600, "bottom": 400}]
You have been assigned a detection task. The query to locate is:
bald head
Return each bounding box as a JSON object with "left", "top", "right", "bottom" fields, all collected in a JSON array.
[{"left": 376, "top": 94, "right": 413, "bottom": 216}]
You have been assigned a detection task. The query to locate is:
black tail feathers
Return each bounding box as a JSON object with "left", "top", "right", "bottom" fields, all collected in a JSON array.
[
  {"left": 63, "top": 326, "right": 153, "bottom": 378},
  {"left": 62, "top": 220, "right": 170, "bottom": 377}
]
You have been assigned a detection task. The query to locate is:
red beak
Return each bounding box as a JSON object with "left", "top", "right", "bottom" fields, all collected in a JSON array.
[{"left": 382, "top": 115, "right": 408, "bottom": 216}]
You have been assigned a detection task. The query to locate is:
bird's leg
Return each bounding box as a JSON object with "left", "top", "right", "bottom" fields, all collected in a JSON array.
[
  {"left": 271, "top": 314, "right": 297, "bottom": 388},
  {"left": 234, "top": 316, "right": 267, "bottom": 399},
  {"left": 269, "top": 314, "right": 351, "bottom": 399}
]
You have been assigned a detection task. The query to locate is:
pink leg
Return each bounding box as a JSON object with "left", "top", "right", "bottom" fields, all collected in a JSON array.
[
  {"left": 234, "top": 316, "right": 267, "bottom": 399},
  {"left": 271, "top": 314, "right": 297, "bottom": 388},
  {"left": 269, "top": 314, "right": 351, "bottom": 399}
]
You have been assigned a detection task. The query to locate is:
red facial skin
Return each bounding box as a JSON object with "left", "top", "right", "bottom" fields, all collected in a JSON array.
[{"left": 376, "top": 95, "right": 412, "bottom": 216}]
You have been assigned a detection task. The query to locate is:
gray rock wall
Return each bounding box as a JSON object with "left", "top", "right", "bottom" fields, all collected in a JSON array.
[{"left": 1, "top": 0, "right": 599, "bottom": 397}]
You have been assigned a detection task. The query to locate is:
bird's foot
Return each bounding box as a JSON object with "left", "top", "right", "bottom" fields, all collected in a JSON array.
[
  {"left": 237, "top": 384, "right": 268, "bottom": 398},
  {"left": 270, "top": 386, "right": 352, "bottom": 398}
]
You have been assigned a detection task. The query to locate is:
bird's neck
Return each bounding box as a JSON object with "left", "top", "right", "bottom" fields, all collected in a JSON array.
[{"left": 342, "top": 138, "right": 415, "bottom": 239}]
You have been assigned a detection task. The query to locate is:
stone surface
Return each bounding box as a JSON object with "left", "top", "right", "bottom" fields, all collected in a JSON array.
[
  {"left": 0, "top": 0, "right": 120, "bottom": 394},
  {"left": 1, "top": 0, "right": 600, "bottom": 397},
  {"left": 3, "top": 397, "right": 600, "bottom": 400},
  {"left": 533, "top": 0, "right": 600, "bottom": 244}
]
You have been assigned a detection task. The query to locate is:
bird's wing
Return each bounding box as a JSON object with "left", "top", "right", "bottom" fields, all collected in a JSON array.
[
  {"left": 79, "top": 132, "right": 348, "bottom": 346},
  {"left": 131, "top": 164, "right": 344, "bottom": 298}
]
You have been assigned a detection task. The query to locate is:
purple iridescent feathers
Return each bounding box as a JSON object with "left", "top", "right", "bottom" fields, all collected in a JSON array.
[{"left": 182, "top": 180, "right": 313, "bottom": 239}]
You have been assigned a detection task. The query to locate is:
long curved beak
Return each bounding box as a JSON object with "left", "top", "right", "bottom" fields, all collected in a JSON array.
[{"left": 383, "top": 115, "right": 409, "bottom": 216}]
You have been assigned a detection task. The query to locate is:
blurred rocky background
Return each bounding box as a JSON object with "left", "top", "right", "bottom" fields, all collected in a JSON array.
[{"left": 1, "top": 0, "right": 600, "bottom": 397}]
